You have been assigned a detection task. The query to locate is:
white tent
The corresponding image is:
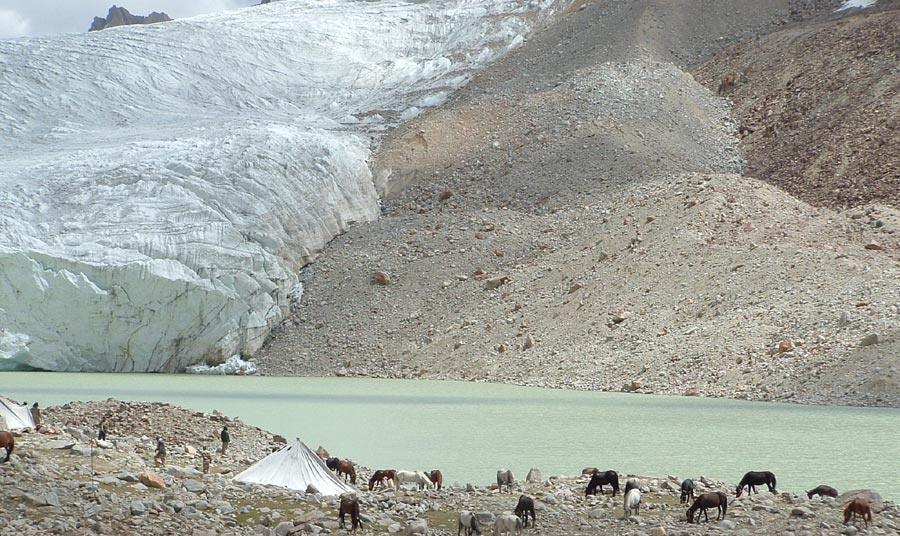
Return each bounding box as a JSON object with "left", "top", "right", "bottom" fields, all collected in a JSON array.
[
  {"left": 234, "top": 439, "right": 356, "bottom": 495},
  {"left": 0, "top": 396, "right": 35, "bottom": 431}
]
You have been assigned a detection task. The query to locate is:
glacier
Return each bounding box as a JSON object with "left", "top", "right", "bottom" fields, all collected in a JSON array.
[{"left": 0, "top": 0, "right": 565, "bottom": 371}]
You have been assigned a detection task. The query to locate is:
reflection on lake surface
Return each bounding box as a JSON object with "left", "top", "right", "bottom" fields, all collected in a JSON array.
[{"left": 2, "top": 373, "right": 898, "bottom": 500}]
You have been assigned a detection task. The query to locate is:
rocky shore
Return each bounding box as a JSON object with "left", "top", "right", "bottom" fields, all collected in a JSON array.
[{"left": 1, "top": 400, "right": 896, "bottom": 535}]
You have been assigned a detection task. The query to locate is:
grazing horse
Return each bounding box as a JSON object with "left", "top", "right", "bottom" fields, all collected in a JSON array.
[
  {"left": 394, "top": 470, "right": 432, "bottom": 490},
  {"left": 843, "top": 498, "right": 873, "bottom": 528},
  {"left": 493, "top": 513, "right": 522, "bottom": 536},
  {"left": 326, "top": 456, "right": 340, "bottom": 472},
  {"left": 336, "top": 459, "right": 357, "bottom": 484},
  {"left": 680, "top": 479, "right": 695, "bottom": 504},
  {"left": 338, "top": 495, "right": 362, "bottom": 530},
  {"left": 585, "top": 470, "right": 620, "bottom": 496},
  {"left": 623, "top": 488, "right": 641, "bottom": 519},
  {"left": 0, "top": 431, "right": 13, "bottom": 463},
  {"left": 457, "top": 510, "right": 481, "bottom": 536},
  {"left": 369, "top": 469, "right": 397, "bottom": 491},
  {"left": 624, "top": 478, "right": 641, "bottom": 495},
  {"left": 735, "top": 471, "right": 776, "bottom": 497},
  {"left": 687, "top": 492, "right": 728, "bottom": 523},
  {"left": 807, "top": 485, "right": 838, "bottom": 499},
  {"left": 515, "top": 495, "right": 536, "bottom": 528},
  {"left": 497, "top": 469, "right": 515, "bottom": 493},
  {"left": 430, "top": 469, "right": 443, "bottom": 490}
]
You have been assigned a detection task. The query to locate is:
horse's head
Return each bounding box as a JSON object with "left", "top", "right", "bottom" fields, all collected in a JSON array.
[
  {"left": 685, "top": 508, "right": 694, "bottom": 523},
  {"left": 735, "top": 485, "right": 743, "bottom": 498}
]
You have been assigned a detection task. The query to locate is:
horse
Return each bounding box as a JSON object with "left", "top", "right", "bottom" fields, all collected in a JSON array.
[
  {"left": 457, "top": 510, "right": 481, "bottom": 536},
  {"left": 369, "top": 469, "right": 397, "bottom": 491},
  {"left": 687, "top": 492, "right": 728, "bottom": 523},
  {"left": 336, "top": 459, "right": 357, "bottom": 484},
  {"left": 394, "top": 470, "right": 432, "bottom": 490},
  {"left": 680, "top": 479, "right": 695, "bottom": 504},
  {"left": 735, "top": 471, "right": 776, "bottom": 497},
  {"left": 326, "top": 456, "right": 339, "bottom": 472},
  {"left": 430, "top": 469, "right": 443, "bottom": 490},
  {"left": 623, "top": 488, "right": 641, "bottom": 519},
  {"left": 843, "top": 497, "right": 873, "bottom": 528},
  {"left": 0, "top": 431, "right": 13, "bottom": 463},
  {"left": 624, "top": 478, "right": 641, "bottom": 495},
  {"left": 585, "top": 470, "right": 620, "bottom": 496},
  {"left": 338, "top": 495, "right": 362, "bottom": 531},
  {"left": 493, "top": 513, "right": 522, "bottom": 536},
  {"left": 515, "top": 495, "right": 536, "bottom": 528},
  {"left": 497, "top": 469, "right": 515, "bottom": 493},
  {"left": 807, "top": 485, "right": 838, "bottom": 499}
]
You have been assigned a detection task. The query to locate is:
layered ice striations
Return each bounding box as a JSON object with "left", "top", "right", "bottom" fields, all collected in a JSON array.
[{"left": 0, "top": 0, "right": 564, "bottom": 371}]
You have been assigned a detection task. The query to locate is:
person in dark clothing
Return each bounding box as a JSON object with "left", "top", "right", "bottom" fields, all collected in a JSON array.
[
  {"left": 220, "top": 425, "right": 230, "bottom": 455},
  {"left": 98, "top": 416, "right": 109, "bottom": 441},
  {"left": 30, "top": 402, "right": 42, "bottom": 431},
  {"left": 154, "top": 437, "right": 167, "bottom": 465}
]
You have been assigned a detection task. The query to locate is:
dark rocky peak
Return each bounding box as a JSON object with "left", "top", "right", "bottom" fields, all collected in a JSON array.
[{"left": 89, "top": 5, "right": 172, "bottom": 32}]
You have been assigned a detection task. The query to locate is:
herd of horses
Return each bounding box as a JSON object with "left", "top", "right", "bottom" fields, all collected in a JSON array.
[{"left": 326, "top": 461, "right": 878, "bottom": 533}]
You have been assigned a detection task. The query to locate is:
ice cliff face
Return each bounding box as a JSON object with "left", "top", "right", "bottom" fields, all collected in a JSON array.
[{"left": 0, "top": 0, "right": 565, "bottom": 371}]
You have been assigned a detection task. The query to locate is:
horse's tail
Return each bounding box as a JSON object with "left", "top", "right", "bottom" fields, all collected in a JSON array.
[{"left": 721, "top": 496, "right": 728, "bottom": 518}]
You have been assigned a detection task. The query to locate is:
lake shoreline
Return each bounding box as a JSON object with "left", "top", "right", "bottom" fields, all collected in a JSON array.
[{"left": 1, "top": 398, "right": 897, "bottom": 535}]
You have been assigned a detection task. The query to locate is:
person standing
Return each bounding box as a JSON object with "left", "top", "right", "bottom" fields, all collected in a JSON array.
[
  {"left": 98, "top": 416, "right": 109, "bottom": 441},
  {"left": 30, "top": 402, "right": 42, "bottom": 431},
  {"left": 154, "top": 437, "right": 167, "bottom": 465},
  {"left": 220, "top": 425, "right": 230, "bottom": 455}
]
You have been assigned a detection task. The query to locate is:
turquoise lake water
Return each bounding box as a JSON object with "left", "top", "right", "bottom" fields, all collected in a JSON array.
[{"left": 2, "top": 373, "right": 897, "bottom": 500}]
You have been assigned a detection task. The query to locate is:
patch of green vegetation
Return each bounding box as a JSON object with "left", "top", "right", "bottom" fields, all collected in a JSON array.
[
  {"left": 423, "top": 509, "right": 458, "bottom": 531},
  {"left": 230, "top": 496, "right": 307, "bottom": 527}
]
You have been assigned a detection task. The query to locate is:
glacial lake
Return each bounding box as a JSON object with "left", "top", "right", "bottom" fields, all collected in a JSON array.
[{"left": 2, "top": 373, "right": 898, "bottom": 501}]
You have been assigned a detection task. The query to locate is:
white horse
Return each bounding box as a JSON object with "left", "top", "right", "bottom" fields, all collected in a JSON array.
[
  {"left": 393, "top": 470, "right": 433, "bottom": 490},
  {"left": 623, "top": 488, "right": 641, "bottom": 519},
  {"left": 496, "top": 469, "right": 515, "bottom": 493},
  {"left": 457, "top": 510, "right": 482, "bottom": 536},
  {"left": 493, "top": 513, "right": 522, "bottom": 536}
]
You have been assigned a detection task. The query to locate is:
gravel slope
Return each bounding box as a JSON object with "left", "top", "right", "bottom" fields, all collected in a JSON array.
[{"left": 255, "top": 0, "right": 900, "bottom": 408}]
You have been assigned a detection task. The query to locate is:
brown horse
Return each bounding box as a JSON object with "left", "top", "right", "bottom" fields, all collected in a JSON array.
[
  {"left": 339, "top": 495, "right": 362, "bottom": 530},
  {"left": 336, "top": 459, "right": 357, "bottom": 484},
  {"left": 687, "top": 492, "right": 728, "bottom": 523},
  {"left": 0, "top": 431, "right": 13, "bottom": 463},
  {"left": 368, "top": 469, "right": 396, "bottom": 490},
  {"left": 843, "top": 498, "right": 873, "bottom": 528},
  {"left": 430, "top": 469, "right": 443, "bottom": 490}
]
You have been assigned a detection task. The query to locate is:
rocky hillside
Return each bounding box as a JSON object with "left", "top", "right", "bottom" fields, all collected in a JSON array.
[
  {"left": 693, "top": 0, "right": 900, "bottom": 208},
  {"left": 255, "top": 0, "right": 900, "bottom": 408},
  {"left": 89, "top": 6, "right": 172, "bottom": 32}
]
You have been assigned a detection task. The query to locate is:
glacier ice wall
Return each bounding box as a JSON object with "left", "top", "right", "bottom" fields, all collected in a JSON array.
[{"left": 0, "top": 0, "right": 564, "bottom": 371}]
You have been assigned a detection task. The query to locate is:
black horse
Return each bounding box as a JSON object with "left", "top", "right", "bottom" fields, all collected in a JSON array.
[
  {"left": 339, "top": 496, "right": 362, "bottom": 530},
  {"left": 585, "top": 470, "right": 620, "bottom": 496},
  {"left": 687, "top": 491, "right": 727, "bottom": 523},
  {"left": 680, "top": 479, "right": 695, "bottom": 504},
  {"left": 515, "top": 495, "right": 536, "bottom": 528},
  {"left": 735, "top": 471, "right": 776, "bottom": 497},
  {"left": 807, "top": 485, "right": 838, "bottom": 499},
  {"left": 326, "top": 456, "right": 340, "bottom": 472}
]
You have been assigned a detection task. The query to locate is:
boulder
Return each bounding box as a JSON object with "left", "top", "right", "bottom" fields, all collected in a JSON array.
[
  {"left": 139, "top": 471, "right": 166, "bottom": 489},
  {"left": 373, "top": 271, "right": 391, "bottom": 285},
  {"left": 837, "top": 489, "right": 882, "bottom": 510},
  {"left": 525, "top": 468, "right": 542, "bottom": 483}
]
